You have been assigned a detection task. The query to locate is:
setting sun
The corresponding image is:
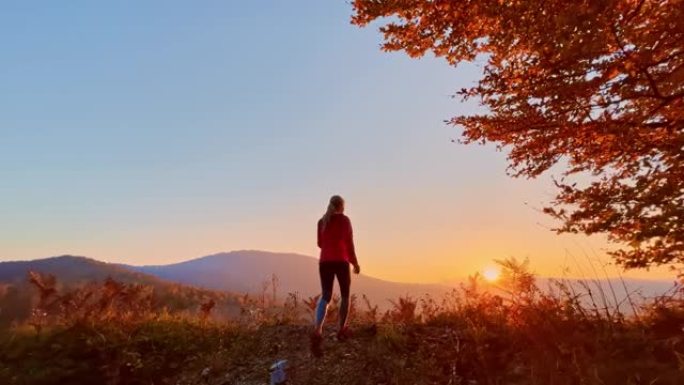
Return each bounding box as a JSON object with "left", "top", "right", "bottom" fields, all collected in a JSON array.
[{"left": 482, "top": 266, "right": 501, "bottom": 282}]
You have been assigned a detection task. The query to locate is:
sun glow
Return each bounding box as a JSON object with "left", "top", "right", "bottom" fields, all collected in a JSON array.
[{"left": 482, "top": 266, "right": 501, "bottom": 282}]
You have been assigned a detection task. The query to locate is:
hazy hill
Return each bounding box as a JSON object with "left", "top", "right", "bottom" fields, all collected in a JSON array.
[
  {"left": 0, "top": 255, "right": 240, "bottom": 325},
  {"left": 129, "top": 250, "right": 451, "bottom": 307},
  {"left": 0, "top": 255, "right": 163, "bottom": 287},
  {"left": 537, "top": 276, "right": 679, "bottom": 311},
  {"left": 130, "top": 251, "right": 680, "bottom": 307},
  {"left": 0, "top": 252, "right": 676, "bottom": 326}
]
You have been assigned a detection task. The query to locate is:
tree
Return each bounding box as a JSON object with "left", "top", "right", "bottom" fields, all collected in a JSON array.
[{"left": 352, "top": 0, "right": 684, "bottom": 269}]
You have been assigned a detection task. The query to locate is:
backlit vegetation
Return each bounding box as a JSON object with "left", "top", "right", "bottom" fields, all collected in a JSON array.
[{"left": 1, "top": 259, "right": 682, "bottom": 384}]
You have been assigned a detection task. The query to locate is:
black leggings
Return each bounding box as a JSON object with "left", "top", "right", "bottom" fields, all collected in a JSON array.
[{"left": 319, "top": 261, "right": 350, "bottom": 302}]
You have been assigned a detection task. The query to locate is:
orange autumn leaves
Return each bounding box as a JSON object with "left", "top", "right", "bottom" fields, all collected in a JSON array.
[{"left": 352, "top": 0, "right": 684, "bottom": 269}]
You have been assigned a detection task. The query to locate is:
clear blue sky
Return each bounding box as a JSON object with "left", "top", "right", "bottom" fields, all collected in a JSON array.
[{"left": 0, "top": 1, "right": 666, "bottom": 281}]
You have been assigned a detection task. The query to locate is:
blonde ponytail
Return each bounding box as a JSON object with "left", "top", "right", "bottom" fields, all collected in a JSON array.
[{"left": 320, "top": 195, "right": 344, "bottom": 231}]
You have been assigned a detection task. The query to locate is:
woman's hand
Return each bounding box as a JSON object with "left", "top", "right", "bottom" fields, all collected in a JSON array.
[{"left": 353, "top": 264, "right": 361, "bottom": 275}]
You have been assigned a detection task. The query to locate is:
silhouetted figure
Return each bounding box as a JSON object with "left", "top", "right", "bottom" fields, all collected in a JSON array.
[{"left": 310, "top": 195, "right": 360, "bottom": 357}]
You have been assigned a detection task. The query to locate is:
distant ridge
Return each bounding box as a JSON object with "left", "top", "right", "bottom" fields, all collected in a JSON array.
[
  {"left": 0, "top": 251, "right": 676, "bottom": 314},
  {"left": 0, "top": 255, "right": 241, "bottom": 326},
  {"left": 128, "top": 250, "right": 451, "bottom": 306},
  {"left": 0, "top": 255, "right": 162, "bottom": 286}
]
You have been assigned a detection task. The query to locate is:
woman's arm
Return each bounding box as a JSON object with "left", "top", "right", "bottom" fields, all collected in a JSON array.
[
  {"left": 346, "top": 217, "right": 360, "bottom": 273},
  {"left": 317, "top": 220, "right": 322, "bottom": 248}
]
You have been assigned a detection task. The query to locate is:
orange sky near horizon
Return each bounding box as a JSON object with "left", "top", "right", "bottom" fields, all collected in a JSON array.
[{"left": 2, "top": 163, "right": 677, "bottom": 284}]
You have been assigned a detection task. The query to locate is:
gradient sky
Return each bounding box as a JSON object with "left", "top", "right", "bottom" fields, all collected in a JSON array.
[{"left": 0, "top": 1, "right": 673, "bottom": 282}]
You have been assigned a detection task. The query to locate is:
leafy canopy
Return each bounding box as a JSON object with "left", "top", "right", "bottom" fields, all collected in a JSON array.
[{"left": 352, "top": 0, "right": 684, "bottom": 269}]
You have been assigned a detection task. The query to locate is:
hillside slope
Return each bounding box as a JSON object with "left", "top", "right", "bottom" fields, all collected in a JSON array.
[
  {"left": 0, "top": 255, "right": 240, "bottom": 325},
  {"left": 0, "top": 255, "right": 163, "bottom": 287},
  {"left": 129, "top": 250, "right": 451, "bottom": 306}
]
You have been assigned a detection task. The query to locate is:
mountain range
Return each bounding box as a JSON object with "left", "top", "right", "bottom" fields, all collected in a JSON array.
[
  {"left": 0, "top": 255, "right": 241, "bottom": 326},
  {"left": 0, "top": 250, "right": 677, "bottom": 324},
  {"left": 126, "top": 250, "right": 450, "bottom": 305}
]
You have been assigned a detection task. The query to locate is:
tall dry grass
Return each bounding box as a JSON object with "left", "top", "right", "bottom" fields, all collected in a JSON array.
[{"left": 0, "top": 260, "right": 681, "bottom": 384}]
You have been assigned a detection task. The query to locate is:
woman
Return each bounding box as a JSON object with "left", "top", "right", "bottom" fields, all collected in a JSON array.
[{"left": 310, "top": 195, "right": 360, "bottom": 356}]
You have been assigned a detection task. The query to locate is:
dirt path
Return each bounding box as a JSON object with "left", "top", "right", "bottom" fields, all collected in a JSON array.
[{"left": 175, "top": 325, "right": 385, "bottom": 385}]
